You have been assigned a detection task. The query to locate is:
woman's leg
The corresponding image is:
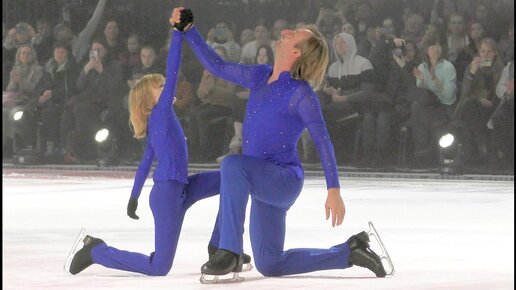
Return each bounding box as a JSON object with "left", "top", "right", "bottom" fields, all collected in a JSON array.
[{"left": 91, "top": 181, "right": 186, "bottom": 276}]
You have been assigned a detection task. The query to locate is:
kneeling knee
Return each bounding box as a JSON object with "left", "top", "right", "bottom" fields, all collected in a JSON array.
[{"left": 254, "top": 258, "right": 282, "bottom": 277}]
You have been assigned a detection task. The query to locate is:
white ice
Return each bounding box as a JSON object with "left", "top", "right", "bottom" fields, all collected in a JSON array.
[{"left": 3, "top": 172, "right": 514, "bottom": 290}]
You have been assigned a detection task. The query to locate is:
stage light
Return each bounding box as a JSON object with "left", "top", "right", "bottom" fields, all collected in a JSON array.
[
  {"left": 94, "top": 127, "right": 120, "bottom": 167},
  {"left": 13, "top": 110, "right": 24, "bottom": 121},
  {"left": 95, "top": 128, "right": 109, "bottom": 143},
  {"left": 438, "top": 132, "right": 463, "bottom": 175}
]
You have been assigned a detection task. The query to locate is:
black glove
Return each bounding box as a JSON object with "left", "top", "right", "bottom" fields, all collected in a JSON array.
[
  {"left": 173, "top": 8, "right": 194, "bottom": 32},
  {"left": 127, "top": 197, "right": 139, "bottom": 220}
]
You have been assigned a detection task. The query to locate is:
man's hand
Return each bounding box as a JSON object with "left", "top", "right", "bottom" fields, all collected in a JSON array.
[
  {"left": 84, "top": 60, "right": 96, "bottom": 73},
  {"left": 325, "top": 188, "right": 345, "bottom": 227},
  {"left": 127, "top": 198, "right": 139, "bottom": 220},
  {"left": 93, "top": 60, "right": 103, "bottom": 74}
]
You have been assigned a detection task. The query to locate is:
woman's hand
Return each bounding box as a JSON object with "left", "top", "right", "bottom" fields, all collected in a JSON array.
[
  {"left": 469, "top": 57, "right": 481, "bottom": 75},
  {"left": 325, "top": 188, "right": 345, "bottom": 227}
]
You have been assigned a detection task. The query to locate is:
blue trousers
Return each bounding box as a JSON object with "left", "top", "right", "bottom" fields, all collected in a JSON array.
[
  {"left": 218, "top": 155, "right": 351, "bottom": 276},
  {"left": 91, "top": 171, "right": 222, "bottom": 276}
]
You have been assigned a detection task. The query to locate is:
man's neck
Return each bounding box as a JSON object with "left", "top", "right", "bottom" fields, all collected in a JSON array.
[{"left": 269, "top": 60, "right": 293, "bottom": 83}]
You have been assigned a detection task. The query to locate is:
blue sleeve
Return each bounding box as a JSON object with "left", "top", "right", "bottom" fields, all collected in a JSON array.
[
  {"left": 295, "top": 85, "right": 340, "bottom": 189},
  {"left": 130, "top": 141, "right": 155, "bottom": 200},
  {"left": 156, "top": 31, "right": 183, "bottom": 110},
  {"left": 184, "top": 26, "right": 257, "bottom": 88}
]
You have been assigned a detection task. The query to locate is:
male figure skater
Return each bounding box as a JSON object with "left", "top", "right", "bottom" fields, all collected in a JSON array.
[{"left": 172, "top": 8, "right": 387, "bottom": 282}]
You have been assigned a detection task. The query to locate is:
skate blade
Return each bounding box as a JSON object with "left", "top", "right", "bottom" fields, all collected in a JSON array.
[
  {"left": 242, "top": 263, "right": 254, "bottom": 272},
  {"left": 63, "top": 228, "right": 86, "bottom": 274},
  {"left": 199, "top": 272, "right": 245, "bottom": 284},
  {"left": 367, "top": 221, "right": 395, "bottom": 276}
]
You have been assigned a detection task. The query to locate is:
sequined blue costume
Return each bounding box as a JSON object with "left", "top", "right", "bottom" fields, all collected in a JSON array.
[
  {"left": 89, "top": 31, "right": 223, "bottom": 276},
  {"left": 185, "top": 27, "right": 351, "bottom": 276}
]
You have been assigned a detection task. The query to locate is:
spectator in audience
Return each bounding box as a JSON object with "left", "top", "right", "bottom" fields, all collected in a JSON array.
[
  {"left": 239, "top": 28, "right": 254, "bottom": 48},
  {"left": 321, "top": 31, "right": 375, "bottom": 163},
  {"left": 119, "top": 33, "right": 142, "bottom": 80},
  {"left": 3, "top": 44, "right": 44, "bottom": 152},
  {"left": 446, "top": 14, "right": 469, "bottom": 65},
  {"left": 408, "top": 33, "right": 457, "bottom": 167},
  {"left": 101, "top": 19, "right": 124, "bottom": 60},
  {"left": 35, "top": 41, "right": 80, "bottom": 158},
  {"left": 498, "top": 24, "right": 514, "bottom": 65},
  {"left": 53, "top": 0, "right": 107, "bottom": 64},
  {"left": 490, "top": 58, "right": 514, "bottom": 169},
  {"left": 33, "top": 19, "right": 54, "bottom": 64},
  {"left": 455, "top": 21, "right": 486, "bottom": 83},
  {"left": 240, "top": 25, "right": 271, "bottom": 64},
  {"left": 190, "top": 46, "right": 235, "bottom": 162},
  {"left": 61, "top": 38, "right": 124, "bottom": 161},
  {"left": 316, "top": 6, "right": 347, "bottom": 64},
  {"left": 472, "top": 2, "right": 498, "bottom": 40},
  {"left": 173, "top": 69, "right": 194, "bottom": 119},
  {"left": 401, "top": 14, "right": 425, "bottom": 48},
  {"left": 350, "top": 0, "right": 376, "bottom": 41},
  {"left": 206, "top": 22, "right": 241, "bottom": 62},
  {"left": 455, "top": 38, "right": 504, "bottom": 165},
  {"left": 342, "top": 22, "right": 355, "bottom": 36},
  {"left": 3, "top": 22, "right": 36, "bottom": 62},
  {"left": 217, "top": 44, "right": 275, "bottom": 163}
]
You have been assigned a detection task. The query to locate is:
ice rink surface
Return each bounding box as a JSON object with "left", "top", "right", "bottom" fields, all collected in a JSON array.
[{"left": 3, "top": 171, "right": 514, "bottom": 290}]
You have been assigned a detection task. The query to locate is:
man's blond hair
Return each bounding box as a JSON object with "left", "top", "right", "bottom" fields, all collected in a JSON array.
[{"left": 291, "top": 25, "right": 329, "bottom": 90}]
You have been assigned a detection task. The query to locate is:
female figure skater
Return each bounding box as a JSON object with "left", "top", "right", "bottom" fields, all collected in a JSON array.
[
  {"left": 171, "top": 8, "right": 388, "bottom": 282},
  {"left": 65, "top": 13, "right": 249, "bottom": 276}
]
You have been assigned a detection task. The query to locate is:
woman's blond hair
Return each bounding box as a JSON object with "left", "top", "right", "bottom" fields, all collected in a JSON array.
[
  {"left": 291, "top": 25, "right": 329, "bottom": 90},
  {"left": 128, "top": 74, "right": 165, "bottom": 139}
]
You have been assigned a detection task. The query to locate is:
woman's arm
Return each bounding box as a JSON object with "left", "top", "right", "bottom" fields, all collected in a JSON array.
[
  {"left": 130, "top": 141, "right": 155, "bottom": 200},
  {"left": 156, "top": 31, "right": 183, "bottom": 110}
]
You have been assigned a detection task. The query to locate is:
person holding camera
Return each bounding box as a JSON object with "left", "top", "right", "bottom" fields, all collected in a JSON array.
[
  {"left": 3, "top": 44, "right": 44, "bottom": 155},
  {"left": 61, "top": 38, "right": 123, "bottom": 161},
  {"left": 454, "top": 38, "right": 505, "bottom": 166}
]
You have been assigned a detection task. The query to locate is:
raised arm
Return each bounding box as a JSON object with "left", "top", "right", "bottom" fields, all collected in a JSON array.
[
  {"left": 183, "top": 26, "right": 257, "bottom": 88},
  {"left": 155, "top": 30, "right": 183, "bottom": 110},
  {"left": 72, "top": 0, "right": 107, "bottom": 62}
]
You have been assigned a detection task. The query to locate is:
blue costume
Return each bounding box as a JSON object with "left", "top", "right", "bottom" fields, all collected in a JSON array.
[
  {"left": 89, "top": 31, "right": 222, "bottom": 276},
  {"left": 184, "top": 27, "right": 351, "bottom": 276}
]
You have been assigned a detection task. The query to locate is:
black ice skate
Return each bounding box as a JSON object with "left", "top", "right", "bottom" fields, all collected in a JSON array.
[
  {"left": 208, "top": 244, "right": 253, "bottom": 272},
  {"left": 64, "top": 228, "right": 105, "bottom": 275},
  {"left": 347, "top": 231, "right": 387, "bottom": 277},
  {"left": 200, "top": 249, "right": 245, "bottom": 284}
]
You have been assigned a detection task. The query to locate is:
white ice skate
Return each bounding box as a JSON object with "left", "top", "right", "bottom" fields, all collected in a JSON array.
[
  {"left": 63, "top": 227, "right": 85, "bottom": 273},
  {"left": 199, "top": 272, "right": 245, "bottom": 284},
  {"left": 367, "top": 221, "right": 395, "bottom": 276}
]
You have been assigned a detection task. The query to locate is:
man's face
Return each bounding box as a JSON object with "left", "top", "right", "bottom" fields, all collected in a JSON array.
[
  {"left": 254, "top": 25, "right": 269, "bottom": 42},
  {"left": 470, "top": 23, "right": 485, "bottom": 41},
  {"left": 214, "top": 23, "right": 230, "bottom": 43},
  {"left": 54, "top": 47, "right": 68, "bottom": 64},
  {"left": 448, "top": 15, "right": 464, "bottom": 35},
  {"left": 274, "top": 28, "right": 313, "bottom": 60},
  {"left": 37, "top": 22, "right": 51, "bottom": 37},
  {"left": 91, "top": 43, "right": 107, "bottom": 60},
  {"left": 104, "top": 21, "right": 119, "bottom": 40}
]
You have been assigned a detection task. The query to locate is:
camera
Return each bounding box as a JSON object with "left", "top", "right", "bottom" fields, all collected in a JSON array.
[
  {"left": 89, "top": 49, "right": 98, "bottom": 61},
  {"left": 480, "top": 58, "right": 492, "bottom": 67}
]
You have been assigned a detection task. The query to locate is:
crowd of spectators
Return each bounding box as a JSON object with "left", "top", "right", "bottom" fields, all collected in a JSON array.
[{"left": 2, "top": 0, "right": 514, "bottom": 173}]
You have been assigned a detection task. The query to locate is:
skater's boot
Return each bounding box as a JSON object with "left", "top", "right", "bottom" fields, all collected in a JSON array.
[
  {"left": 201, "top": 249, "right": 243, "bottom": 276},
  {"left": 347, "top": 231, "right": 387, "bottom": 277},
  {"left": 69, "top": 235, "right": 104, "bottom": 275},
  {"left": 208, "top": 244, "right": 251, "bottom": 265}
]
